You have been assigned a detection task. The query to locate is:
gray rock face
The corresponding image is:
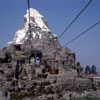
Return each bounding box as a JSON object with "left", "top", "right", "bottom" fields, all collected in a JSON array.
[
  {"left": 6, "top": 8, "right": 75, "bottom": 64},
  {"left": 6, "top": 8, "right": 75, "bottom": 68},
  {"left": 0, "top": 8, "right": 96, "bottom": 100}
]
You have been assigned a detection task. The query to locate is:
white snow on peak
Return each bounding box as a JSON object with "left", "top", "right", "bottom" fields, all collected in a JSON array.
[
  {"left": 24, "top": 8, "right": 50, "bottom": 32},
  {"left": 9, "top": 8, "right": 57, "bottom": 44},
  {"left": 26, "top": 8, "right": 43, "bottom": 18}
]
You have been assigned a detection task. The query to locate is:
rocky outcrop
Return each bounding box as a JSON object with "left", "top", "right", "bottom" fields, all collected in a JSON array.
[{"left": 0, "top": 8, "right": 97, "bottom": 100}]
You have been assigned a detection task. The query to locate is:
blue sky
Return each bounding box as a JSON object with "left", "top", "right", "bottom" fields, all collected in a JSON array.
[{"left": 0, "top": 0, "right": 100, "bottom": 71}]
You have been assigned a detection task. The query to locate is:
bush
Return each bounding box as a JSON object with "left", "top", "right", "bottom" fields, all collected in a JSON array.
[
  {"left": 55, "top": 88, "right": 61, "bottom": 93},
  {"left": 10, "top": 91, "right": 34, "bottom": 99},
  {"left": 10, "top": 93, "right": 25, "bottom": 99},
  {"left": 41, "top": 81, "right": 50, "bottom": 86}
]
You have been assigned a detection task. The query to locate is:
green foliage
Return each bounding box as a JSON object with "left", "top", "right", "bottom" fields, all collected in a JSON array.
[
  {"left": 46, "top": 87, "right": 54, "bottom": 94},
  {"left": 85, "top": 65, "right": 91, "bottom": 74},
  {"left": 10, "top": 91, "right": 34, "bottom": 99},
  {"left": 35, "top": 85, "right": 54, "bottom": 95},
  {"left": 74, "top": 98, "right": 100, "bottom": 100},
  {"left": 55, "top": 88, "right": 61, "bottom": 93},
  {"left": 10, "top": 85, "right": 55, "bottom": 99},
  {"left": 77, "top": 62, "right": 80, "bottom": 66},
  {"left": 91, "top": 65, "right": 97, "bottom": 74},
  {"left": 85, "top": 65, "right": 97, "bottom": 74},
  {"left": 40, "top": 81, "right": 50, "bottom": 86},
  {"left": 37, "top": 86, "right": 47, "bottom": 94},
  {"left": 93, "top": 84, "right": 100, "bottom": 91},
  {"left": 59, "top": 98, "right": 100, "bottom": 100},
  {"left": 10, "top": 93, "right": 25, "bottom": 99}
]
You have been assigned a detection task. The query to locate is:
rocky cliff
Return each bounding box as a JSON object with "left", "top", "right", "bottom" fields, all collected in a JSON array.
[{"left": 0, "top": 8, "right": 95, "bottom": 100}]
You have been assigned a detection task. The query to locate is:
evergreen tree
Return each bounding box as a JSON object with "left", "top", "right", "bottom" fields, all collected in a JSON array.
[
  {"left": 76, "top": 62, "right": 80, "bottom": 66},
  {"left": 85, "top": 65, "right": 91, "bottom": 74},
  {"left": 91, "top": 65, "right": 97, "bottom": 74}
]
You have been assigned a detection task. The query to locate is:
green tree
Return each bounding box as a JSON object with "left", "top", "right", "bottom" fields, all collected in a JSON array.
[
  {"left": 85, "top": 65, "right": 91, "bottom": 74},
  {"left": 76, "top": 62, "right": 80, "bottom": 66},
  {"left": 91, "top": 65, "right": 97, "bottom": 74}
]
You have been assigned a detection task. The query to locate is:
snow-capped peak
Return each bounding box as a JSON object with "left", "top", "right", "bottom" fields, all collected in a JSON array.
[
  {"left": 24, "top": 8, "right": 49, "bottom": 30},
  {"left": 25, "top": 8, "right": 43, "bottom": 19},
  {"left": 9, "top": 8, "right": 57, "bottom": 44}
]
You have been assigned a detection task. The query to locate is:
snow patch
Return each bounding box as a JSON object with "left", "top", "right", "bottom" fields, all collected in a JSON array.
[
  {"left": 10, "top": 8, "right": 57, "bottom": 44},
  {"left": 25, "top": 8, "right": 50, "bottom": 32},
  {"left": 13, "top": 24, "right": 29, "bottom": 44},
  {"left": 32, "top": 32, "right": 36, "bottom": 38}
]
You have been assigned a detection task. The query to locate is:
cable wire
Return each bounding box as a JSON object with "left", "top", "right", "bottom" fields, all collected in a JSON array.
[
  {"left": 64, "top": 21, "right": 100, "bottom": 46},
  {"left": 28, "top": 0, "right": 32, "bottom": 39},
  {"left": 58, "top": 0, "right": 92, "bottom": 39},
  {"left": 28, "top": 0, "right": 31, "bottom": 24},
  {"left": 27, "top": 0, "right": 33, "bottom": 50}
]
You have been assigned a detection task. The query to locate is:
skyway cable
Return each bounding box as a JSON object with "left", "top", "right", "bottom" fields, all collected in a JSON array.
[
  {"left": 28, "top": 0, "right": 32, "bottom": 39},
  {"left": 58, "top": 0, "right": 92, "bottom": 39},
  {"left": 28, "top": 0, "right": 31, "bottom": 24},
  {"left": 27, "top": 0, "right": 33, "bottom": 50},
  {"left": 64, "top": 21, "right": 100, "bottom": 46}
]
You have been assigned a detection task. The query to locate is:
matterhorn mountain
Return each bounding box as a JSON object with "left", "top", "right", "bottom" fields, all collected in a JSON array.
[
  {"left": 13, "top": 8, "right": 54, "bottom": 44},
  {"left": 0, "top": 8, "right": 94, "bottom": 100},
  {"left": 8, "top": 8, "right": 75, "bottom": 62}
]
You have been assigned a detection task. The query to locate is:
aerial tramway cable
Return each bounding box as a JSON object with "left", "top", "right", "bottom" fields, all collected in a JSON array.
[
  {"left": 63, "top": 21, "right": 100, "bottom": 46},
  {"left": 27, "top": 0, "right": 33, "bottom": 51},
  {"left": 58, "top": 0, "right": 92, "bottom": 39},
  {"left": 28, "top": 0, "right": 31, "bottom": 24},
  {"left": 28, "top": 0, "right": 32, "bottom": 36},
  {"left": 27, "top": 0, "right": 33, "bottom": 40}
]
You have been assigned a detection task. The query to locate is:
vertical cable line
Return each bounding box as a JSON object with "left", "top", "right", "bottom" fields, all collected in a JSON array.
[
  {"left": 64, "top": 21, "right": 100, "bottom": 46},
  {"left": 28, "top": 0, "right": 31, "bottom": 36},
  {"left": 28, "top": 0, "right": 30, "bottom": 24},
  {"left": 58, "top": 0, "right": 92, "bottom": 39},
  {"left": 27, "top": 0, "right": 33, "bottom": 52}
]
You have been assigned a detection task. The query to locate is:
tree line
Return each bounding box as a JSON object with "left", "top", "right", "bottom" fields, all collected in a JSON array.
[{"left": 85, "top": 65, "right": 97, "bottom": 74}]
